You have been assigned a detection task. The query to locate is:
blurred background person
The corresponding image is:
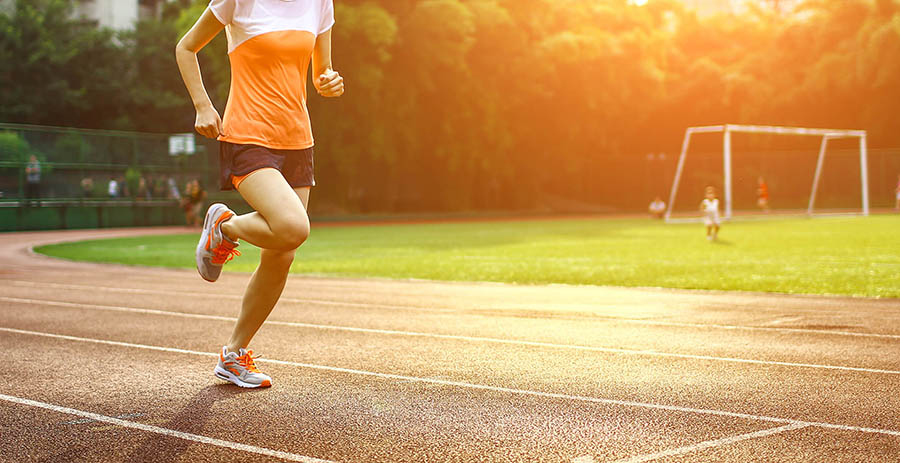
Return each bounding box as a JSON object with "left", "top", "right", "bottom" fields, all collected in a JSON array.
[
  {"left": 180, "top": 179, "right": 207, "bottom": 227},
  {"left": 80, "top": 177, "right": 94, "bottom": 198},
  {"left": 136, "top": 176, "right": 151, "bottom": 201},
  {"left": 167, "top": 176, "right": 182, "bottom": 201},
  {"left": 700, "top": 186, "right": 720, "bottom": 241},
  {"left": 757, "top": 177, "right": 770, "bottom": 213},
  {"left": 151, "top": 175, "right": 166, "bottom": 199},
  {"left": 107, "top": 177, "right": 119, "bottom": 198},
  {"left": 895, "top": 174, "right": 900, "bottom": 211},
  {"left": 24, "top": 155, "right": 41, "bottom": 205},
  {"left": 648, "top": 196, "right": 666, "bottom": 219},
  {"left": 118, "top": 176, "right": 129, "bottom": 197}
]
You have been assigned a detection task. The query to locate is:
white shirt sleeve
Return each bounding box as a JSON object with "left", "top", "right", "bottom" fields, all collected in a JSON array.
[
  {"left": 319, "top": 0, "right": 335, "bottom": 34},
  {"left": 208, "top": 0, "right": 235, "bottom": 25}
]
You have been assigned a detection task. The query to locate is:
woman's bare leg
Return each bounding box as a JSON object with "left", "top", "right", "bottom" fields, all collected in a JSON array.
[
  {"left": 220, "top": 168, "right": 310, "bottom": 251},
  {"left": 219, "top": 169, "right": 311, "bottom": 352},
  {"left": 226, "top": 245, "right": 300, "bottom": 353}
]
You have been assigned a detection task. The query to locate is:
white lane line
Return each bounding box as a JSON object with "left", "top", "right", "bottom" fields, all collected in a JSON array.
[
  {"left": 2, "top": 326, "right": 899, "bottom": 438},
  {"left": 607, "top": 423, "right": 809, "bottom": 463},
  {"left": 5, "top": 279, "right": 899, "bottom": 339},
  {"left": 0, "top": 393, "right": 334, "bottom": 463},
  {"left": 2, "top": 280, "right": 453, "bottom": 313},
  {"left": 61, "top": 412, "right": 145, "bottom": 425},
  {"left": 3, "top": 296, "right": 899, "bottom": 376},
  {"left": 615, "top": 318, "right": 900, "bottom": 340}
]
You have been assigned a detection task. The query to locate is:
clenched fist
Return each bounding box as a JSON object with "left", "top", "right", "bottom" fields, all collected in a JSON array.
[{"left": 315, "top": 68, "right": 344, "bottom": 97}]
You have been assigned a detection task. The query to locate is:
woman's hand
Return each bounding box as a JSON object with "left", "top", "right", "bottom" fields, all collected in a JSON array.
[
  {"left": 316, "top": 69, "right": 344, "bottom": 97},
  {"left": 194, "top": 104, "right": 223, "bottom": 139},
  {"left": 176, "top": 8, "right": 226, "bottom": 138}
]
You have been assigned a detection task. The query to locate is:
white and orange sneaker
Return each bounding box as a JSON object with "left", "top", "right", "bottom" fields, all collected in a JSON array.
[
  {"left": 196, "top": 203, "right": 240, "bottom": 282},
  {"left": 214, "top": 347, "right": 272, "bottom": 388}
]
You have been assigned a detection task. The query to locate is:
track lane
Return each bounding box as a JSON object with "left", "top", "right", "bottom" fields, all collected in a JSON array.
[
  {"left": 2, "top": 333, "right": 782, "bottom": 463},
  {"left": 2, "top": 287, "right": 899, "bottom": 373},
  {"left": 2, "top": 301, "right": 900, "bottom": 433},
  {"left": 3, "top": 326, "right": 900, "bottom": 462},
  {"left": 5, "top": 270, "right": 900, "bottom": 338}
]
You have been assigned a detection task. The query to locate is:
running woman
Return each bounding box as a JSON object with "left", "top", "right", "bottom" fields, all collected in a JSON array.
[{"left": 175, "top": 0, "right": 343, "bottom": 388}]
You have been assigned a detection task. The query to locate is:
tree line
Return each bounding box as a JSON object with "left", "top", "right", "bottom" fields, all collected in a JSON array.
[{"left": 1, "top": 0, "right": 898, "bottom": 213}]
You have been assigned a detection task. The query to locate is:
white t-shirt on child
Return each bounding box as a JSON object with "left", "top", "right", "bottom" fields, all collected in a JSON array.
[
  {"left": 701, "top": 198, "right": 719, "bottom": 225},
  {"left": 701, "top": 198, "right": 719, "bottom": 215}
]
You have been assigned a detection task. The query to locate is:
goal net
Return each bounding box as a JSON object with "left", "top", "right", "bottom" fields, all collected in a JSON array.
[{"left": 664, "top": 124, "right": 869, "bottom": 222}]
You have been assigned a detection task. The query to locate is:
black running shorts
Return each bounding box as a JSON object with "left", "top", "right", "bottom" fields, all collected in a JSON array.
[{"left": 219, "top": 141, "right": 315, "bottom": 191}]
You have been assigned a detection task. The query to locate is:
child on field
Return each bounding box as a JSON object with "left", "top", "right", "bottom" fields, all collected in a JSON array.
[
  {"left": 700, "top": 186, "right": 720, "bottom": 241},
  {"left": 757, "top": 177, "right": 770, "bottom": 213},
  {"left": 648, "top": 196, "right": 666, "bottom": 219},
  {"left": 895, "top": 174, "right": 900, "bottom": 211}
]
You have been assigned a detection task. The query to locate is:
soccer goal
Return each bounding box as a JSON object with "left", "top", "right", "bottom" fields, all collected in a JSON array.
[{"left": 664, "top": 124, "right": 869, "bottom": 221}]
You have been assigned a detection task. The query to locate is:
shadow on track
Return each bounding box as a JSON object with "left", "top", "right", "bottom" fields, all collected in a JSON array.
[{"left": 126, "top": 384, "right": 262, "bottom": 462}]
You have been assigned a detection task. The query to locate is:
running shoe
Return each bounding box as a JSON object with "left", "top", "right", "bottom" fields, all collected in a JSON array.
[
  {"left": 214, "top": 346, "right": 272, "bottom": 388},
  {"left": 196, "top": 203, "right": 240, "bottom": 282}
]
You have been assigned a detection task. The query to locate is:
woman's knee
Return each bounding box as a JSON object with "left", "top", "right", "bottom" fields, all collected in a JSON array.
[
  {"left": 270, "top": 214, "right": 310, "bottom": 249},
  {"left": 261, "top": 248, "right": 296, "bottom": 271}
]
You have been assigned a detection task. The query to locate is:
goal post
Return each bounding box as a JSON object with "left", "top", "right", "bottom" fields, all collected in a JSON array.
[{"left": 664, "top": 124, "right": 869, "bottom": 221}]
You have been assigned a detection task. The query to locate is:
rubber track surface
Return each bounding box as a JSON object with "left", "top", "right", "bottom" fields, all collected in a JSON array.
[{"left": 1, "top": 227, "right": 898, "bottom": 462}]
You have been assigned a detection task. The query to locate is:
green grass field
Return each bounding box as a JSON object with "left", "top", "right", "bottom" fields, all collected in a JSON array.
[{"left": 35, "top": 215, "right": 900, "bottom": 298}]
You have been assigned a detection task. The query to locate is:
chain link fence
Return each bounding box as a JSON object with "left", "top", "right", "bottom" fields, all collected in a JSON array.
[
  {"left": 2, "top": 122, "right": 898, "bottom": 231},
  {"left": 0, "top": 123, "right": 223, "bottom": 231}
]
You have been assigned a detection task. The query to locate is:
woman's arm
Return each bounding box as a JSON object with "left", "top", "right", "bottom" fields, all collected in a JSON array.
[
  {"left": 312, "top": 28, "right": 344, "bottom": 98},
  {"left": 175, "top": 9, "right": 226, "bottom": 139}
]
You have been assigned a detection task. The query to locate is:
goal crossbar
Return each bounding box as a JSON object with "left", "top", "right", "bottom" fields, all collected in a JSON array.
[
  {"left": 685, "top": 124, "right": 866, "bottom": 138},
  {"left": 665, "top": 124, "right": 869, "bottom": 221}
]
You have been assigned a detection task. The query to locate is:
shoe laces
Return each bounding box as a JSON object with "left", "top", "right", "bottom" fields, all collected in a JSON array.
[
  {"left": 211, "top": 239, "right": 241, "bottom": 265},
  {"left": 237, "top": 350, "right": 262, "bottom": 374}
]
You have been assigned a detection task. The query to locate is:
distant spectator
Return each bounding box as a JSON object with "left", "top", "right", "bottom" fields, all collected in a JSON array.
[
  {"left": 137, "top": 177, "right": 151, "bottom": 201},
  {"left": 167, "top": 177, "right": 181, "bottom": 201},
  {"left": 757, "top": 176, "right": 770, "bottom": 213},
  {"left": 80, "top": 177, "right": 94, "bottom": 198},
  {"left": 648, "top": 196, "right": 666, "bottom": 219},
  {"left": 181, "top": 179, "right": 207, "bottom": 227},
  {"left": 108, "top": 177, "right": 119, "bottom": 198},
  {"left": 895, "top": 174, "right": 900, "bottom": 211},
  {"left": 25, "top": 155, "right": 41, "bottom": 205},
  {"left": 151, "top": 176, "right": 166, "bottom": 199},
  {"left": 118, "top": 176, "right": 129, "bottom": 197}
]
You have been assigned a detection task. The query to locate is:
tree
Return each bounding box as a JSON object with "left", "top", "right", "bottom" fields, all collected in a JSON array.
[
  {"left": 2, "top": 0, "right": 899, "bottom": 212},
  {"left": 0, "top": 0, "right": 129, "bottom": 129}
]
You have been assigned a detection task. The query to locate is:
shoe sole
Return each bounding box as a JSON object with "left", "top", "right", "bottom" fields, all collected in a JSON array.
[
  {"left": 196, "top": 204, "right": 227, "bottom": 282},
  {"left": 213, "top": 366, "right": 272, "bottom": 388}
]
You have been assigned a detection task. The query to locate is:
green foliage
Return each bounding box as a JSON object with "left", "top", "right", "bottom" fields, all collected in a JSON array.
[
  {"left": 0, "top": 0, "right": 129, "bottom": 128},
  {"left": 53, "top": 132, "right": 91, "bottom": 163},
  {"left": 0, "top": 131, "right": 52, "bottom": 175},
  {"left": 3, "top": 0, "right": 900, "bottom": 212},
  {"left": 0, "top": 131, "right": 31, "bottom": 162},
  {"left": 124, "top": 166, "right": 142, "bottom": 197}
]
